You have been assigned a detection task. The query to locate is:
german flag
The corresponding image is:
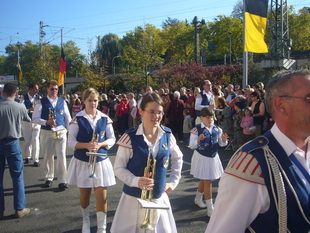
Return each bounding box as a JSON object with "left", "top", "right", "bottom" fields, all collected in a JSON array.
[
  {"left": 244, "top": 0, "right": 268, "bottom": 53},
  {"left": 58, "top": 46, "right": 67, "bottom": 86}
]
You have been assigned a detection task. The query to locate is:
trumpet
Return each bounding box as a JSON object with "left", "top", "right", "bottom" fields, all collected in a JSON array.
[
  {"left": 138, "top": 155, "right": 157, "bottom": 230},
  {"left": 48, "top": 108, "right": 60, "bottom": 140},
  {"left": 87, "top": 132, "right": 107, "bottom": 178}
]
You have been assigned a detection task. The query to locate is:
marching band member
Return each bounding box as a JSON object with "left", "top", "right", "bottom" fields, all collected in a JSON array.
[
  {"left": 32, "top": 80, "right": 71, "bottom": 190},
  {"left": 111, "top": 92, "right": 183, "bottom": 233},
  {"left": 22, "top": 83, "right": 41, "bottom": 166},
  {"left": 189, "top": 108, "right": 228, "bottom": 216},
  {"left": 205, "top": 69, "right": 310, "bottom": 232},
  {"left": 66, "top": 88, "right": 116, "bottom": 233}
]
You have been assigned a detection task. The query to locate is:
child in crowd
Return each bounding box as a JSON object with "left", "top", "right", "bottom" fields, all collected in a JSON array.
[
  {"left": 240, "top": 106, "right": 256, "bottom": 144},
  {"left": 183, "top": 109, "right": 193, "bottom": 147},
  {"left": 72, "top": 98, "right": 83, "bottom": 117},
  {"left": 189, "top": 107, "right": 229, "bottom": 217}
]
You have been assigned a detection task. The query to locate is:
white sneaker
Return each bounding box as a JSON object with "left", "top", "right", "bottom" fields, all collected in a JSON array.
[{"left": 194, "top": 199, "right": 208, "bottom": 208}]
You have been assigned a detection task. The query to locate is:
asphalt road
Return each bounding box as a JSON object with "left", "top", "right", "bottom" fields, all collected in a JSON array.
[{"left": 1, "top": 138, "right": 233, "bottom": 233}]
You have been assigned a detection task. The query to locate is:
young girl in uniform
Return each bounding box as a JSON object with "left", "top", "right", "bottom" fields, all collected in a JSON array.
[
  {"left": 189, "top": 107, "right": 229, "bottom": 216},
  {"left": 111, "top": 92, "right": 183, "bottom": 233},
  {"left": 66, "top": 88, "right": 116, "bottom": 233}
]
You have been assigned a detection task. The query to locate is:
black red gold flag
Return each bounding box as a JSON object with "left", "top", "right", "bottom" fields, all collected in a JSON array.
[
  {"left": 244, "top": 0, "right": 268, "bottom": 53},
  {"left": 58, "top": 46, "right": 67, "bottom": 86}
]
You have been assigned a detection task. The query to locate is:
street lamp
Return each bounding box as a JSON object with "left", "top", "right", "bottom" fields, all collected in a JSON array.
[
  {"left": 228, "top": 32, "right": 232, "bottom": 64},
  {"left": 112, "top": 55, "right": 120, "bottom": 75}
]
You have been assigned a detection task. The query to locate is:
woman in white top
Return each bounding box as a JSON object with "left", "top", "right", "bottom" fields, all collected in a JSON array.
[
  {"left": 111, "top": 92, "right": 183, "bottom": 233},
  {"left": 190, "top": 108, "right": 228, "bottom": 217},
  {"left": 66, "top": 88, "right": 116, "bottom": 233}
]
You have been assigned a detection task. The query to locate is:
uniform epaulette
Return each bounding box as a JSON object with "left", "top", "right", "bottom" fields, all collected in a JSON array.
[
  {"left": 124, "top": 126, "right": 138, "bottom": 134},
  {"left": 161, "top": 125, "right": 171, "bottom": 133},
  {"left": 242, "top": 136, "right": 269, "bottom": 154},
  {"left": 106, "top": 116, "right": 113, "bottom": 124},
  {"left": 190, "top": 127, "right": 198, "bottom": 135},
  {"left": 225, "top": 151, "right": 265, "bottom": 185},
  {"left": 116, "top": 133, "right": 132, "bottom": 149}
]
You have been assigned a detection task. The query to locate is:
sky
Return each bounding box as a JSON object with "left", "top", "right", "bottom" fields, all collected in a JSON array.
[{"left": 0, "top": 0, "right": 308, "bottom": 58}]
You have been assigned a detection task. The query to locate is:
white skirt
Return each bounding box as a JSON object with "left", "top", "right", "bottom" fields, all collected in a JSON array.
[
  {"left": 66, "top": 156, "right": 116, "bottom": 188},
  {"left": 110, "top": 192, "right": 177, "bottom": 233},
  {"left": 190, "top": 150, "right": 224, "bottom": 180}
]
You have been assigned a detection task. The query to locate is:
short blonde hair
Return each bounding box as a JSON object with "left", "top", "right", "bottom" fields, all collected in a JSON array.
[{"left": 82, "top": 88, "right": 99, "bottom": 101}]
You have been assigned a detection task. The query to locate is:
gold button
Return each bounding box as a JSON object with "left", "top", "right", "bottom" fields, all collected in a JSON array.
[{"left": 259, "top": 140, "right": 263, "bottom": 144}]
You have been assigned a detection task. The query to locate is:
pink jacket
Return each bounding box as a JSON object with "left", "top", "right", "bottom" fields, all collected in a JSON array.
[{"left": 240, "top": 116, "right": 254, "bottom": 135}]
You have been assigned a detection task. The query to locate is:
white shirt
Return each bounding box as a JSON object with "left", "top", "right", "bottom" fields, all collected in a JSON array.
[
  {"left": 67, "top": 109, "right": 115, "bottom": 150},
  {"left": 114, "top": 124, "right": 183, "bottom": 189},
  {"left": 32, "top": 96, "right": 72, "bottom": 128},
  {"left": 195, "top": 90, "right": 214, "bottom": 111},
  {"left": 205, "top": 123, "right": 310, "bottom": 233}
]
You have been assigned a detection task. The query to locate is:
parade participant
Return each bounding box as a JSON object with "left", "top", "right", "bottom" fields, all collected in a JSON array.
[
  {"left": 206, "top": 69, "right": 310, "bottom": 233},
  {"left": 195, "top": 80, "right": 215, "bottom": 124},
  {"left": 32, "top": 80, "right": 72, "bottom": 190},
  {"left": 67, "top": 88, "right": 116, "bottom": 233},
  {"left": 111, "top": 92, "right": 183, "bottom": 233},
  {"left": 189, "top": 108, "right": 228, "bottom": 216},
  {"left": 22, "top": 83, "right": 41, "bottom": 166},
  {"left": 0, "top": 83, "right": 31, "bottom": 218}
]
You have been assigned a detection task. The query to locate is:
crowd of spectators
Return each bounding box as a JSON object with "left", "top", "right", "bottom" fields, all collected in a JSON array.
[{"left": 62, "top": 81, "right": 273, "bottom": 151}]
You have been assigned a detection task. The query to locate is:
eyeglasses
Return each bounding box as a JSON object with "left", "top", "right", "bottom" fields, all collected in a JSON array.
[
  {"left": 279, "top": 95, "right": 310, "bottom": 102},
  {"left": 144, "top": 109, "right": 164, "bottom": 116},
  {"left": 50, "top": 88, "right": 58, "bottom": 91}
]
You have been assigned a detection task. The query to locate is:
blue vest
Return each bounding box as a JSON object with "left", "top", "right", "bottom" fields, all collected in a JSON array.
[
  {"left": 73, "top": 116, "right": 108, "bottom": 162},
  {"left": 195, "top": 124, "right": 220, "bottom": 157},
  {"left": 196, "top": 91, "right": 211, "bottom": 117},
  {"left": 123, "top": 126, "right": 171, "bottom": 199},
  {"left": 24, "top": 93, "right": 40, "bottom": 118},
  {"left": 243, "top": 131, "right": 310, "bottom": 233},
  {"left": 41, "top": 97, "right": 66, "bottom": 130}
]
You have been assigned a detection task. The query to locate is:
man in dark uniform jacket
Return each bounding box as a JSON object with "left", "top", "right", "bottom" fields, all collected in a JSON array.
[{"left": 206, "top": 69, "right": 310, "bottom": 233}]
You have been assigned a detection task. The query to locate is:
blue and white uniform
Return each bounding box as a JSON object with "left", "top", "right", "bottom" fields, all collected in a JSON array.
[
  {"left": 32, "top": 96, "right": 72, "bottom": 184},
  {"left": 22, "top": 93, "right": 41, "bottom": 163},
  {"left": 66, "top": 110, "right": 116, "bottom": 187},
  {"left": 189, "top": 123, "right": 228, "bottom": 180},
  {"left": 205, "top": 123, "right": 310, "bottom": 233},
  {"left": 111, "top": 124, "right": 183, "bottom": 233}
]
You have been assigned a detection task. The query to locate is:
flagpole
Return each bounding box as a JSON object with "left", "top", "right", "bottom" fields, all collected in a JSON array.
[
  {"left": 242, "top": 1, "right": 248, "bottom": 89},
  {"left": 61, "top": 28, "right": 64, "bottom": 95}
]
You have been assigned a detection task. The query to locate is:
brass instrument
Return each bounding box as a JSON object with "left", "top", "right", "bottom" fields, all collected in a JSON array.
[
  {"left": 138, "top": 155, "right": 157, "bottom": 230},
  {"left": 48, "top": 108, "right": 60, "bottom": 140},
  {"left": 87, "top": 132, "right": 107, "bottom": 178}
]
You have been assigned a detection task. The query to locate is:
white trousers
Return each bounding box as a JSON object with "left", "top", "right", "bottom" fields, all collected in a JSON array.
[
  {"left": 40, "top": 129, "right": 68, "bottom": 183},
  {"left": 22, "top": 121, "right": 41, "bottom": 162}
]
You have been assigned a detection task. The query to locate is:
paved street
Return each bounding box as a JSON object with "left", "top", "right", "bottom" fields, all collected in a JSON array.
[{"left": 1, "top": 138, "right": 233, "bottom": 233}]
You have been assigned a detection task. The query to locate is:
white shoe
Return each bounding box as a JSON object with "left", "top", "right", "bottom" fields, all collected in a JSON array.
[
  {"left": 96, "top": 212, "right": 107, "bottom": 233},
  {"left": 81, "top": 206, "right": 91, "bottom": 233},
  {"left": 205, "top": 199, "right": 214, "bottom": 217},
  {"left": 194, "top": 191, "right": 207, "bottom": 208}
]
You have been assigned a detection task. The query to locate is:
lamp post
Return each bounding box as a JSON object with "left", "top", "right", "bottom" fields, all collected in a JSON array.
[
  {"left": 228, "top": 32, "right": 232, "bottom": 64},
  {"left": 112, "top": 55, "right": 120, "bottom": 75}
]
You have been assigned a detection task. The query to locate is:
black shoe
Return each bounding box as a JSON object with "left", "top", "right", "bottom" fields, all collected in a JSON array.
[
  {"left": 33, "top": 162, "right": 40, "bottom": 167},
  {"left": 42, "top": 180, "right": 52, "bottom": 188},
  {"left": 58, "top": 183, "right": 68, "bottom": 191},
  {"left": 24, "top": 158, "right": 29, "bottom": 164}
]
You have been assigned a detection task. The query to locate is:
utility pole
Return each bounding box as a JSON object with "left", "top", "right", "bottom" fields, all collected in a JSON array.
[
  {"left": 39, "top": 21, "right": 47, "bottom": 56},
  {"left": 193, "top": 16, "right": 200, "bottom": 63}
]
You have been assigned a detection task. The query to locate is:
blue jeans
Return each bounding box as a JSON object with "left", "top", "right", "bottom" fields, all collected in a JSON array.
[
  {"left": 0, "top": 138, "right": 26, "bottom": 211},
  {"left": 183, "top": 133, "right": 190, "bottom": 146}
]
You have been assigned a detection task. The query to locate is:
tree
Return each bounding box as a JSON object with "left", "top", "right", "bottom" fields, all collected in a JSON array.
[
  {"left": 289, "top": 7, "right": 310, "bottom": 51},
  {"left": 231, "top": 0, "right": 244, "bottom": 19}
]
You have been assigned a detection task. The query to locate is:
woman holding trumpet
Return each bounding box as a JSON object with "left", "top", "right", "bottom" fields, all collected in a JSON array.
[
  {"left": 111, "top": 92, "right": 183, "bottom": 233},
  {"left": 66, "top": 88, "right": 116, "bottom": 233}
]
